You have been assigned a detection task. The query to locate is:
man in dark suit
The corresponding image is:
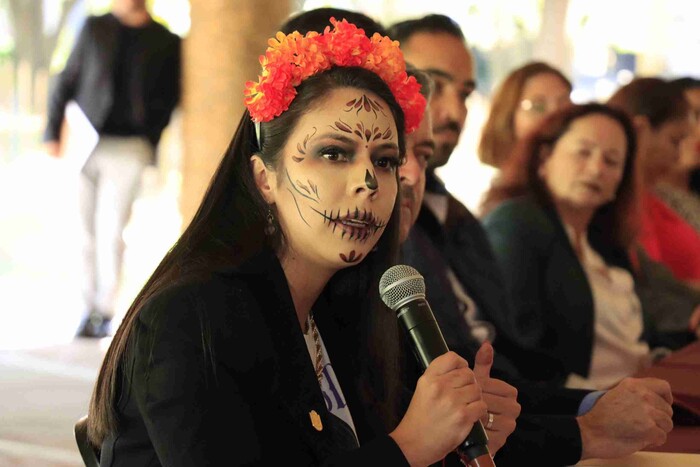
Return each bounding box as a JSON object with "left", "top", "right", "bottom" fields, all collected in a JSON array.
[
  {"left": 44, "top": 0, "right": 180, "bottom": 337},
  {"left": 391, "top": 13, "right": 675, "bottom": 465}
]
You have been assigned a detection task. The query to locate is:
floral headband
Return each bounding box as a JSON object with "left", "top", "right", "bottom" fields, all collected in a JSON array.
[{"left": 244, "top": 18, "right": 426, "bottom": 134}]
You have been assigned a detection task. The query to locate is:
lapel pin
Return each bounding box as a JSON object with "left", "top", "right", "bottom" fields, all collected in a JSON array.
[{"left": 309, "top": 410, "right": 323, "bottom": 431}]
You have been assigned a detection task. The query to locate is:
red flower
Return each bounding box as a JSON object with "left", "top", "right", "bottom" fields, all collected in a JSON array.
[{"left": 244, "top": 18, "right": 425, "bottom": 133}]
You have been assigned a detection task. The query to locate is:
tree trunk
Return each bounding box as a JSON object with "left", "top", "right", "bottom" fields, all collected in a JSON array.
[{"left": 180, "top": 0, "right": 291, "bottom": 227}]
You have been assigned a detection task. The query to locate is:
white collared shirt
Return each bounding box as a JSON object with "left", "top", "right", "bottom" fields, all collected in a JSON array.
[{"left": 563, "top": 225, "right": 652, "bottom": 390}]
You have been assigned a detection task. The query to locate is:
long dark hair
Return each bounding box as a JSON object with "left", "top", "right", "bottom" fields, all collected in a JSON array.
[
  {"left": 481, "top": 103, "right": 639, "bottom": 251},
  {"left": 281, "top": 8, "right": 387, "bottom": 36},
  {"left": 88, "top": 66, "right": 407, "bottom": 444}
]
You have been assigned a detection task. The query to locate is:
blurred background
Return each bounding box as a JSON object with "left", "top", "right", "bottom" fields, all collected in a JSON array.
[{"left": 0, "top": 0, "right": 698, "bottom": 465}]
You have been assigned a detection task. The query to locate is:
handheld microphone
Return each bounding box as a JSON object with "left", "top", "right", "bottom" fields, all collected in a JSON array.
[{"left": 380, "top": 265, "right": 495, "bottom": 467}]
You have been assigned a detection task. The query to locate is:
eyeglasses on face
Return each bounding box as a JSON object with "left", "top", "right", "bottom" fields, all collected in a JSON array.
[{"left": 519, "top": 96, "right": 572, "bottom": 115}]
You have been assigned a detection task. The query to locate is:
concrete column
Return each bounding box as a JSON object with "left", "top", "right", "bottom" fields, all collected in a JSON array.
[
  {"left": 181, "top": 0, "right": 291, "bottom": 228},
  {"left": 532, "top": 0, "right": 571, "bottom": 77}
]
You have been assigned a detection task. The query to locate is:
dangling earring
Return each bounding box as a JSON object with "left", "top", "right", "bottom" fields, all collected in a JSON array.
[{"left": 265, "top": 208, "right": 276, "bottom": 235}]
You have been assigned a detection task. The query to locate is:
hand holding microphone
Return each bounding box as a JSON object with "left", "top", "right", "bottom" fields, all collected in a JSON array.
[
  {"left": 390, "top": 351, "right": 487, "bottom": 466},
  {"left": 380, "top": 265, "right": 496, "bottom": 467}
]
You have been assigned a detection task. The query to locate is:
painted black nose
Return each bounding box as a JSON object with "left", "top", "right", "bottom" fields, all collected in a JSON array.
[{"left": 365, "top": 169, "right": 378, "bottom": 190}]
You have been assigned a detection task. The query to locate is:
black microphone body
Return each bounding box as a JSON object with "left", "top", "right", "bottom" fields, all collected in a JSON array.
[
  {"left": 396, "top": 295, "right": 491, "bottom": 463},
  {"left": 380, "top": 265, "right": 493, "bottom": 466}
]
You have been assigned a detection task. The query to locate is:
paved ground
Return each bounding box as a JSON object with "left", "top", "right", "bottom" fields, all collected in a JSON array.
[
  {"left": 0, "top": 339, "right": 106, "bottom": 467},
  {"left": 0, "top": 124, "right": 182, "bottom": 466}
]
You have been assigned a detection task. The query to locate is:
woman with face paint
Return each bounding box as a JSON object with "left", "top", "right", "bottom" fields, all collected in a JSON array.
[
  {"left": 479, "top": 104, "right": 669, "bottom": 391},
  {"left": 84, "top": 19, "right": 487, "bottom": 466}
]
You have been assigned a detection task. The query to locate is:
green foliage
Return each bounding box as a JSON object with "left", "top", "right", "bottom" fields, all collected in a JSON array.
[{"left": 0, "top": 45, "right": 12, "bottom": 65}]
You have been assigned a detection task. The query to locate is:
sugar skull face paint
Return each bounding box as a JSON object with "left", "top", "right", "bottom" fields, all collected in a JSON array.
[{"left": 268, "top": 87, "right": 399, "bottom": 269}]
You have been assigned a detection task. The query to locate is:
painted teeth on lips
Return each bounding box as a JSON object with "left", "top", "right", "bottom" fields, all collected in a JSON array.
[
  {"left": 337, "top": 208, "right": 376, "bottom": 227},
  {"left": 341, "top": 218, "right": 369, "bottom": 227}
]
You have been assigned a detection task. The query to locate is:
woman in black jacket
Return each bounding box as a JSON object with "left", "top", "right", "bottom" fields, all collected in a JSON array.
[
  {"left": 480, "top": 103, "right": 659, "bottom": 390},
  {"left": 86, "top": 20, "right": 487, "bottom": 466}
]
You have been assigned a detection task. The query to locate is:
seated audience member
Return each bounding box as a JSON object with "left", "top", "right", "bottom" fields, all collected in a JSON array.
[
  {"left": 86, "top": 19, "right": 490, "bottom": 466},
  {"left": 474, "top": 61, "right": 572, "bottom": 213},
  {"left": 668, "top": 77, "right": 700, "bottom": 339},
  {"left": 391, "top": 12, "right": 673, "bottom": 465},
  {"left": 478, "top": 69, "right": 699, "bottom": 349},
  {"left": 481, "top": 103, "right": 665, "bottom": 390},
  {"left": 607, "top": 78, "right": 700, "bottom": 286},
  {"left": 655, "top": 77, "right": 700, "bottom": 233},
  {"left": 478, "top": 61, "right": 572, "bottom": 171},
  {"left": 671, "top": 77, "right": 700, "bottom": 198}
]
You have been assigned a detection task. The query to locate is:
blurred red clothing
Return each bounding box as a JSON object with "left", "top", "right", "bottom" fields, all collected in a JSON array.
[{"left": 640, "top": 191, "right": 700, "bottom": 282}]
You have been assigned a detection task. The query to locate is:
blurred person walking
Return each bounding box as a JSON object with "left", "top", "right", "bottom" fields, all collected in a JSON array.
[{"left": 43, "top": 0, "right": 180, "bottom": 337}]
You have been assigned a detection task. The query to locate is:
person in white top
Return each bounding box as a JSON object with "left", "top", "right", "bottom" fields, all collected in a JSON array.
[{"left": 481, "top": 103, "right": 665, "bottom": 390}]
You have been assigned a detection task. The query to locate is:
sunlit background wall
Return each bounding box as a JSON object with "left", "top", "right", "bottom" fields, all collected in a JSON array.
[{"left": 1, "top": 0, "right": 698, "bottom": 349}]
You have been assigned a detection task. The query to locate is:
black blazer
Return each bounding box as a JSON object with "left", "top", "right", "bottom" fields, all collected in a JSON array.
[
  {"left": 482, "top": 197, "right": 645, "bottom": 384},
  {"left": 45, "top": 13, "right": 180, "bottom": 151},
  {"left": 401, "top": 179, "right": 586, "bottom": 466},
  {"left": 99, "top": 250, "right": 407, "bottom": 466}
]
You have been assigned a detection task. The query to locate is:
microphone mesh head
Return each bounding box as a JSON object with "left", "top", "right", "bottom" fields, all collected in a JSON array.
[{"left": 379, "top": 264, "right": 425, "bottom": 311}]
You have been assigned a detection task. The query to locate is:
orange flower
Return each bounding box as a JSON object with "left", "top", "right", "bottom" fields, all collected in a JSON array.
[{"left": 244, "top": 18, "right": 425, "bottom": 133}]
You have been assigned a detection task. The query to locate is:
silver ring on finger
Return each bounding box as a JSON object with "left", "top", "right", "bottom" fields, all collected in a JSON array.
[{"left": 486, "top": 411, "right": 495, "bottom": 430}]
